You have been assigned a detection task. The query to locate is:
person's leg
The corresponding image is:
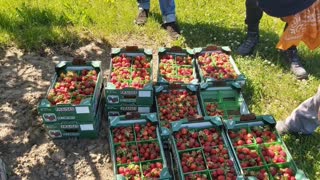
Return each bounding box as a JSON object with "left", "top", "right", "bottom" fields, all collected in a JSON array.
[
  {"left": 281, "top": 23, "right": 308, "bottom": 80},
  {"left": 236, "top": 0, "right": 263, "bottom": 56},
  {"left": 135, "top": 0, "right": 150, "bottom": 25},
  {"left": 277, "top": 87, "right": 320, "bottom": 134},
  {"left": 159, "top": 0, "right": 181, "bottom": 39}
]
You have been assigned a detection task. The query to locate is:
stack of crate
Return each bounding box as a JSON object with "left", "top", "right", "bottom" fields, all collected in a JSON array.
[
  {"left": 38, "top": 61, "right": 103, "bottom": 139},
  {"left": 104, "top": 47, "right": 154, "bottom": 117}
]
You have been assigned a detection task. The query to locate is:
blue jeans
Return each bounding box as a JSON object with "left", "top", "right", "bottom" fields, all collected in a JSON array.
[
  {"left": 137, "top": 0, "right": 176, "bottom": 23},
  {"left": 285, "top": 86, "right": 320, "bottom": 134}
]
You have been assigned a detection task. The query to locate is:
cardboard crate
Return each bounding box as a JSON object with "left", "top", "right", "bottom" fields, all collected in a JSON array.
[
  {"left": 224, "top": 115, "right": 309, "bottom": 180},
  {"left": 105, "top": 46, "right": 154, "bottom": 106},
  {"left": 157, "top": 46, "right": 198, "bottom": 85},
  {"left": 169, "top": 117, "right": 244, "bottom": 180},
  {"left": 193, "top": 45, "right": 246, "bottom": 89},
  {"left": 108, "top": 115, "right": 171, "bottom": 179},
  {"left": 199, "top": 86, "right": 249, "bottom": 121},
  {"left": 38, "top": 61, "right": 103, "bottom": 123}
]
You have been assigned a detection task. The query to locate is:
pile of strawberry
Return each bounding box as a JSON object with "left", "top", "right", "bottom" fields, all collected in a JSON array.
[
  {"left": 205, "top": 102, "right": 224, "bottom": 117},
  {"left": 157, "top": 90, "right": 200, "bottom": 126},
  {"left": 159, "top": 55, "right": 195, "bottom": 83},
  {"left": 197, "top": 52, "right": 238, "bottom": 80},
  {"left": 110, "top": 54, "right": 151, "bottom": 89},
  {"left": 47, "top": 69, "right": 97, "bottom": 105},
  {"left": 112, "top": 123, "right": 164, "bottom": 179},
  {"left": 174, "top": 127, "right": 238, "bottom": 179}
]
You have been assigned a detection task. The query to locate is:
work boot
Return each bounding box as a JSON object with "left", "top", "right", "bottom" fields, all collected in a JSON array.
[
  {"left": 236, "top": 32, "right": 259, "bottom": 56},
  {"left": 161, "top": 22, "right": 181, "bottom": 40},
  {"left": 283, "top": 48, "right": 308, "bottom": 80},
  {"left": 135, "top": 9, "right": 149, "bottom": 26}
]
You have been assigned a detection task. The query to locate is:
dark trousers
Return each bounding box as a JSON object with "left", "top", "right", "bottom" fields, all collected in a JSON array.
[
  {"left": 245, "top": 0, "right": 296, "bottom": 50},
  {"left": 245, "top": 0, "right": 263, "bottom": 32}
]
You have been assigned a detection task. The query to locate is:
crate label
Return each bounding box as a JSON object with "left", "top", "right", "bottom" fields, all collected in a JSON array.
[
  {"left": 138, "top": 91, "right": 151, "bottom": 97},
  {"left": 75, "top": 107, "right": 90, "bottom": 114},
  {"left": 43, "top": 113, "right": 57, "bottom": 122},
  {"left": 55, "top": 107, "right": 75, "bottom": 112},
  {"left": 120, "top": 99, "right": 136, "bottom": 103},
  {"left": 107, "top": 95, "right": 120, "bottom": 104},
  {"left": 120, "top": 106, "right": 138, "bottom": 111},
  {"left": 61, "top": 124, "right": 79, "bottom": 129},
  {"left": 138, "top": 107, "right": 150, "bottom": 113},
  {"left": 57, "top": 116, "right": 76, "bottom": 120},
  {"left": 80, "top": 124, "right": 94, "bottom": 131},
  {"left": 120, "top": 91, "right": 138, "bottom": 95},
  {"left": 63, "top": 132, "right": 80, "bottom": 136}
]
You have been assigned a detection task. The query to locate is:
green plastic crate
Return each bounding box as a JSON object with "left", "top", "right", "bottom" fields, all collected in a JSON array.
[
  {"left": 169, "top": 117, "right": 244, "bottom": 180},
  {"left": 45, "top": 96, "right": 103, "bottom": 139},
  {"left": 38, "top": 61, "right": 103, "bottom": 123},
  {"left": 224, "top": 115, "right": 309, "bottom": 180},
  {"left": 105, "top": 47, "right": 154, "bottom": 106},
  {"left": 193, "top": 45, "right": 246, "bottom": 89},
  {"left": 105, "top": 104, "right": 153, "bottom": 117},
  {"left": 154, "top": 85, "right": 203, "bottom": 129},
  {"left": 108, "top": 114, "right": 172, "bottom": 180},
  {"left": 157, "top": 47, "right": 198, "bottom": 85},
  {"left": 199, "top": 86, "right": 249, "bottom": 121}
]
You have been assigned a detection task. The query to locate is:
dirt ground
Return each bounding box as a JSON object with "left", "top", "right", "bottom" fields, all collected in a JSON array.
[
  {"left": 0, "top": 40, "right": 120, "bottom": 180},
  {"left": 0, "top": 33, "right": 174, "bottom": 179}
]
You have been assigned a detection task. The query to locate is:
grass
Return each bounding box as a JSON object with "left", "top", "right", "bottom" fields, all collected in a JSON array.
[{"left": 1, "top": 0, "right": 320, "bottom": 179}]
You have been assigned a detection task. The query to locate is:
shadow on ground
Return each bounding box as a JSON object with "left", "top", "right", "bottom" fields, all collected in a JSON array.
[{"left": 0, "top": 27, "right": 112, "bottom": 179}]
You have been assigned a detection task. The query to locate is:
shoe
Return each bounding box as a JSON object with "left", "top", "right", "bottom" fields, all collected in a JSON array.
[
  {"left": 161, "top": 22, "right": 181, "bottom": 40},
  {"left": 283, "top": 48, "right": 308, "bottom": 80},
  {"left": 236, "top": 32, "right": 259, "bottom": 56},
  {"left": 135, "top": 9, "right": 149, "bottom": 26},
  {"left": 275, "top": 121, "right": 290, "bottom": 135}
]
